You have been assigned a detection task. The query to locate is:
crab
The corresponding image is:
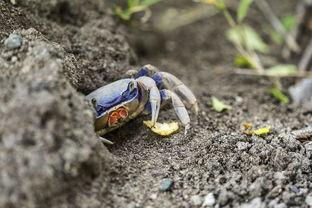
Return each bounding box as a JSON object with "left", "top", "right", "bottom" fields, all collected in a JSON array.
[{"left": 86, "top": 64, "right": 198, "bottom": 140}]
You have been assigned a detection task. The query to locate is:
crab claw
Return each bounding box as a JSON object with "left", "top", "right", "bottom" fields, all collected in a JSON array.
[
  {"left": 137, "top": 76, "right": 161, "bottom": 126},
  {"left": 160, "top": 89, "right": 191, "bottom": 134}
]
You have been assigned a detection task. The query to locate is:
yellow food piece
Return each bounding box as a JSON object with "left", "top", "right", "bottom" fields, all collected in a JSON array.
[
  {"left": 143, "top": 121, "right": 179, "bottom": 136},
  {"left": 242, "top": 122, "right": 271, "bottom": 136},
  {"left": 242, "top": 122, "right": 253, "bottom": 135},
  {"left": 252, "top": 127, "right": 271, "bottom": 136}
]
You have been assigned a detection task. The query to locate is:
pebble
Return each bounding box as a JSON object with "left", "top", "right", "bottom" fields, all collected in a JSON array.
[
  {"left": 191, "top": 195, "right": 203, "bottom": 206},
  {"left": 149, "top": 193, "right": 157, "bottom": 200},
  {"left": 241, "top": 197, "right": 264, "bottom": 208},
  {"left": 305, "top": 142, "right": 312, "bottom": 158},
  {"left": 236, "top": 142, "right": 249, "bottom": 151},
  {"left": 4, "top": 34, "right": 23, "bottom": 49},
  {"left": 203, "top": 193, "right": 216, "bottom": 207},
  {"left": 289, "top": 79, "right": 312, "bottom": 103},
  {"left": 235, "top": 96, "right": 243, "bottom": 104},
  {"left": 159, "top": 179, "right": 173, "bottom": 192},
  {"left": 268, "top": 199, "right": 286, "bottom": 208},
  {"left": 11, "top": 56, "right": 18, "bottom": 62},
  {"left": 305, "top": 195, "right": 312, "bottom": 206}
]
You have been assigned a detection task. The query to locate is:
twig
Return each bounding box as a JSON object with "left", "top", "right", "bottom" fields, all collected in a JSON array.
[
  {"left": 283, "top": 0, "right": 310, "bottom": 59},
  {"left": 255, "top": 0, "right": 300, "bottom": 53},
  {"left": 298, "top": 37, "right": 312, "bottom": 72},
  {"left": 234, "top": 68, "right": 312, "bottom": 78},
  {"left": 155, "top": 5, "right": 219, "bottom": 32},
  {"left": 141, "top": 8, "right": 152, "bottom": 24},
  {"left": 292, "top": 0, "right": 311, "bottom": 41},
  {"left": 154, "top": 1, "right": 238, "bottom": 32}
]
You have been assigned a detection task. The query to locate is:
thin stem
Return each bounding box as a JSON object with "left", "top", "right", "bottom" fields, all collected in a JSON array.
[
  {"left": 255, "top": 0, "right": 300, "bottom": 52},
  {"left": 298, "top": 37, "right": 312, "bottom": 72},
  {"left": 222, "top": 8, "right": 236, "bottom": 28},
  {"left": 219, "top": 2, "right": 264, "bottom": 73},
  {"left": 234, "top": 68, "right": 312, "bottom": 78}
]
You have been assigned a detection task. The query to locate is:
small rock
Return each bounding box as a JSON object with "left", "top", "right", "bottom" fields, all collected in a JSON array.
[
  {"left": 268, "top": 201, "right": 287, "bottom": 208},
  {"left": 235, "top": 96, "right": 243, "bottom": 104},
  {"left": 290, "top": 185, "right": 300, "bottom": 194},
  {"left": 191, "top": 195, "right": 203, "bottom": 206},
  {"left": 159, "top": 179, "right": 173, "bottom": 192},
  {"left": 150, "top": 193, "right": 157, "bottom": 200},
  {"left": 237, "top": 142, "right": 249, "bottom": 151},
  {"left": 289, "top": 79, "right": 312, "bottom": 103},
  {"left": 203, "top": 193, "right": 215, "bottom": 207},
  {"left": 305, "top": 195, "right": 312, "bottom": 206},
  {"left": 274, "top": 203, "right": 287, "bottom": 208},
  {"left": 126, "top": 202, "right": 137, "bottom": 208},
  {"left": 11, "top": 56, "right": 18, "bottom": 63},
  {"left": 4, "top": 34, "right": 23, "bottom": 49},
  {"left": 305, "top": 142, "right": 312, "bottom": 158},
  {"left": 241, "top": 197, "right": 265, "bottom": 208}
]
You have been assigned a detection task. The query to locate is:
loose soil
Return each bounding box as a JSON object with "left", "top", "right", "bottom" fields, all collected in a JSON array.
[{"left": 0, "top": 0, "right": 311, "bottom": 208}]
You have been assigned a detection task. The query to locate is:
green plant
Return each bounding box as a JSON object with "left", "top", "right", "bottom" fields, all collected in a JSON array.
[
  {"left": 198, "top": 0, "right": 302, "bottom": 104},
  {"left": 114, "top": 0, "right": 162, "bottom": 21},
  {"left": 211, "top": 96, "right": 232, "bottom": 112}
]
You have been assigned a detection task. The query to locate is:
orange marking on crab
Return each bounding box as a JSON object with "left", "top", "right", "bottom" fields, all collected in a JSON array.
[
  {"left": 117, "top": 107, "right": 129, "bottom": 119},
  {"left": 108, "top": 107, "right": 129, "bottom": 127}
]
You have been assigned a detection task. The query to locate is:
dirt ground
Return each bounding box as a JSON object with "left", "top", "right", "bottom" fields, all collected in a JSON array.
[{"left": 0, "top": 0, "right": 312, "bottom": 208}]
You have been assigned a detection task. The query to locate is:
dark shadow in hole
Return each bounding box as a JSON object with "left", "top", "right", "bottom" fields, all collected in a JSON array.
[
  {"left": 105, "top": 118, "right": 145, "bottom": 151},
  {"left": 47, "top": 1, "right": 84, "bottom": 26}
]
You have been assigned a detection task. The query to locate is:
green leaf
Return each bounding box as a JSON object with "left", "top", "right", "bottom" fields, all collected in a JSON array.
[
  {"left": 141, "top": 0, "right": 162, "bottom": 7},
  {"left": 227, "top": 25, "right": 269, "bottom": 53},
  {"left": 266, "top": 64, "right": 297, "bottom": 76},
  {"left": 234, "top": 55, "right": 256, "bottom": 68},
  {"left": 268, "top": 87, "right": 289, "bottom": 104},
  {"left": 237, "top": 0, "right": 253, "bottom": 23},
  {"left": 211, "top": 96, "right": 232, "bottom": 112},
  {"left": 128, "top": 0, "right": 140, "bottom": 8},
  {"left": 115, "top": 0, "right": 162, "bottom": 21},
  {"left": 268, "top": 29, "right": 283, "bottom": 45},
  {"left": 114, "top": 6, "right": 132, "bottom": 20},
  {"left": 282, "top": 15, "right": 296, "bottom": 31}
]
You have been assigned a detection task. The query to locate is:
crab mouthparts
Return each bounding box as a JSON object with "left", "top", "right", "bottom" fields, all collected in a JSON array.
[{"left": 108, "top": 107, "right": 129, "bottom": 127}]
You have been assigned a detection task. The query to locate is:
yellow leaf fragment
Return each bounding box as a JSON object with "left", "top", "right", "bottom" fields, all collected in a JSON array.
[
  {"left": 242, "top": 122, "right": 253, "bottom": 135},
  {"left": 242, "top": 122, "right": 271, "bottom": 136},
  {"left": 252, "top": 127, "right": 271, "bottom": 136},
  {"left": 143, "top": 120, "right": 179, "bottom": 136}
]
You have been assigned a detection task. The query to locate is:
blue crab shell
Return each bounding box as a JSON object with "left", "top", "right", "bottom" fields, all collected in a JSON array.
[
  {"left": 86, "top": 79, "right": 139, "bottom": 117},
  {"left": 86, "top": 79, "right": 145, "bottom": 134}
]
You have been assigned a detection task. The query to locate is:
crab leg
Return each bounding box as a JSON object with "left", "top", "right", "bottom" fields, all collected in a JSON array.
[
  {"left": 160, "top": 89, "right": 190, "bottom": 135},
  {"left": 125, "top": 64, "right": 159, "bottom": 78},
  {"left": 98, "top": 136, "right": 114, "bottom": 145},
  {"left": 137, "top": 76, "right": 161, "bottom": 126},
  {"left": 127, "top": 64, "right": 198, "bottom": 114},
  {"left": 158, "top": 72, "right": 198, "bottom": 114}
]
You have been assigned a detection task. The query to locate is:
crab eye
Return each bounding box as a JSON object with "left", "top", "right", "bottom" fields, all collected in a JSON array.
[
  {"left": 128, "top": 81, "right": 135, "bottom": 91},
  {"left": 91, "top": 98, "right": 97, "bottom": 107}
]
